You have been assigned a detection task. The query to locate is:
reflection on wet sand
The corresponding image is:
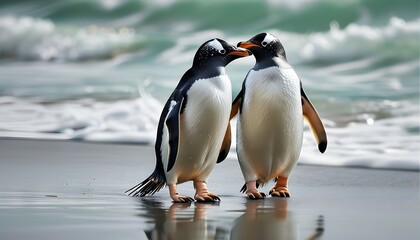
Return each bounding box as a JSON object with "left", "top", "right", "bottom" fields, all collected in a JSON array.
[
  {"left": 231, "top": 199, "right": 297, "bottom": 240},
  {"left": 138, "top": 198, "right": 324, "bottom": 240},
  {"left": 139, "top": 199, "right": 226, "bottom": 240},
  {"left": 232, "top": 199, "right": 324, "bottom": 240}
]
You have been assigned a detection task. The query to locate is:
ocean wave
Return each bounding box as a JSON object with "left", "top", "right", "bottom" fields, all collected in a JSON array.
[
  {"left": 1, "top": 13, "right": 418, "bottom": 64},
  {"left": 154, "top": 17, "right": 419, "bottom": 67},
  {"left": 298, "top": 17, "right": 420, "bottom": 63},
  {"left": 0, "top": 16, "right": 142, "bottom": 61},
  {"left": 1, "top": 0, "right": 419, "bottom": 64},
  {"left": 0, "top": 94, "right": 161, "bottom": 143}
]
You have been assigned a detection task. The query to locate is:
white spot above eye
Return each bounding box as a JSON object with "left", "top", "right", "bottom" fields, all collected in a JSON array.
[
  {"left": 262, "top": 33, "right": 277, "bottom": 46},
  {"left": 207, "top": 39, "right": 225, "bottom": 52}
]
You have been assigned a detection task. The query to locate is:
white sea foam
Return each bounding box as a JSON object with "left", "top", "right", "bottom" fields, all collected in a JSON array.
[
  {"left": 299, "top": 114, "right": 420, "bottom": 171},
  {"left": 0, "top": 16, "right": 139, "bottom": 61},
  {"left": 0, "top": 95, "right": 161, "bottom": 144}
]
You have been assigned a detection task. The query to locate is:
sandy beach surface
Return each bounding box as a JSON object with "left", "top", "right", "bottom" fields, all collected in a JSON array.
[{"left": 0, "top": 139, "right": 419, "bottom": 240}]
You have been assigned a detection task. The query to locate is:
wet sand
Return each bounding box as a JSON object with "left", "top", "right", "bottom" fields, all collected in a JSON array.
[{"left": 0, "top": 139, "right": 419, "bottom": 240}]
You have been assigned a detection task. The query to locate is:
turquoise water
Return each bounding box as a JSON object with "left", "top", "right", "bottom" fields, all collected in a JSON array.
[{"left": 0, "top": 0, "right": 419, "bottom": 170}]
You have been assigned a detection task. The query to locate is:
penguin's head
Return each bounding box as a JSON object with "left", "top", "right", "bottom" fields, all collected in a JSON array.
[
  {"left": 237, "top": 33, "right": 286, "bottom": 60},
  {"left": 193, "top": 38, "right": 251, "bottom": 67}
]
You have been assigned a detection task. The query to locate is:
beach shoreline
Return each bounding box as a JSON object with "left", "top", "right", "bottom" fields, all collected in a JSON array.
[{"left": 0, "top": 138, "right": 419, "bottom": 240}]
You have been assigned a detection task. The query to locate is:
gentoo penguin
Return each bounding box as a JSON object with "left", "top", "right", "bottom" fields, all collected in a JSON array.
[
  {"left": 231, "top": 33, "right": 327, "bottom": 199},
  {"left": 126, "top": 39, "right": 251, "bottom": 202}
]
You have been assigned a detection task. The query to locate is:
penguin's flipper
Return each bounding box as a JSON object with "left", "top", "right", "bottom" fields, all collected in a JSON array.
[
  {"left": 231, "top": 89, "right": 243, "bottom": 119},
  {"left": 301, "top": 87, "right": 327, "bottom": 153},
  {"left": 217, "top": 123, "right": 231, "bottom": 163},
  {"left": 218, "top": 87, "right": 245, "bottom": 163},
  {"left": 165, "top": 97, "right": 185, "bottom": 172},
  {"left": 218, "top": 89, "right": 243, "bottom": 163}
]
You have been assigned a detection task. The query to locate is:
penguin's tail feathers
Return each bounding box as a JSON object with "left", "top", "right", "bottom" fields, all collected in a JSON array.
[
  {"left": 125, "top": 169, "right": 166, "bottom": 197},
  {"left": 240, "top": 181, "right": 261, "bottom": 193}
]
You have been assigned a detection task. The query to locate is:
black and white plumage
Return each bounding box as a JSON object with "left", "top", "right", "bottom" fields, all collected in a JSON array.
[
  {"left": 232, "top": 33, "right": 327, "bottom": 199},
  {"left": 126, "top": 38, "right": 251, "bottom": 202}
]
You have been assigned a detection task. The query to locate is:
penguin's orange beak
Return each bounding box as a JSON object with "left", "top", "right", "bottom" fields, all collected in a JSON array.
[
  {"left": 227, "top": 48, "right": 252, "bottom": 57},
  {"left": 238, "top": 41, "right": 261, "bottom": 49}
]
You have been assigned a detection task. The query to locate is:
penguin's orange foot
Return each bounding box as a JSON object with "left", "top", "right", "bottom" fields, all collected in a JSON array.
[
  {"left": 246, "top": 190, "right": 266, "bottom": 200},
  {"left": 195, "top": 193, "right": 221, "bottom": 203},
  {"left": 269, "top": 188, "right": 290, "bottom": 198},
  {"left": 171, "top": 194, "right": 194, "bottom": 203}
]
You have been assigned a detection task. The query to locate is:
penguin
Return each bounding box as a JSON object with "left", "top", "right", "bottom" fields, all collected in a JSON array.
[
  {"left": 231, "top": 33, "right": 327, "bottom": 199},
  {"left": 126, "top": 38, "right": 251, "bottom": 203}
]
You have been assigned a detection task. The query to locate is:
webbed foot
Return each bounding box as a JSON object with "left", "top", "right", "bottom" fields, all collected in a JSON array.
[
  {"left": 168, "top": 184, "right": 194, "bottom": 203},
  {"left": 269, "top": 188, "right": 290, "bottom": 198},
  {"left": 243, "top": 181, "right": 265, "bottom": 200},
  {"left": 171, "top": 195, "right": 195, "bottom": 203},
  {"left": 194, "top": 181, "right": 221, "bottom": 203},
  {"left": 270, "top": 176, "right": 290, "bottom": 198},
  {"left": 246, "top": 190, "right": 266, "bottom": 200},
  {"left": 195, "top": 193, "right": 221, "bottom": 202}
]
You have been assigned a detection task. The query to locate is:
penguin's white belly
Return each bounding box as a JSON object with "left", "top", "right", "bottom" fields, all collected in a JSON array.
[
  {"left": 237, "top": 67, "right": 303, "bottom": 183},
  {"left": 165, "top": 75, "right": 231, "bottom": 184}
]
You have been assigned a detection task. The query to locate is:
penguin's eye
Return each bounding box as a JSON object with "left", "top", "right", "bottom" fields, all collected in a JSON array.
[
  {"left": 219, "top": 49, "right": 226, "bottom": 54},
  {"left": 261, "top": 41, "right": 268, "bottom": 47}
]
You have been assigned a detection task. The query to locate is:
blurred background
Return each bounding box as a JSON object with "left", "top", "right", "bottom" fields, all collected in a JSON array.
[{"left": 0, "top": 0, "right": 418, "bottom": 170}]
